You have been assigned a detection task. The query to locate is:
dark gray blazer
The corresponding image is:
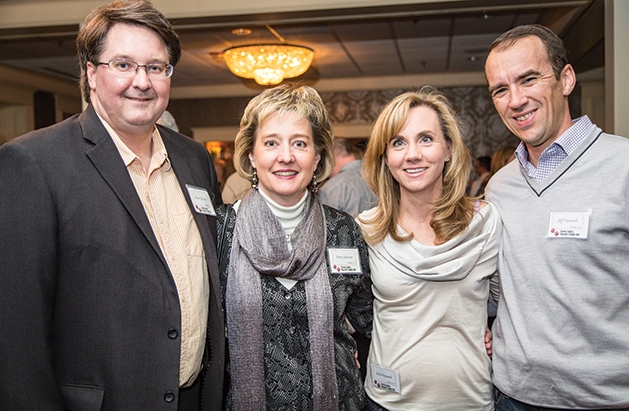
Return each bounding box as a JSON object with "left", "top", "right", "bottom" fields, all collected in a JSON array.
[{"left": 0, "top": 105, "right": 225, "bottom": 410}]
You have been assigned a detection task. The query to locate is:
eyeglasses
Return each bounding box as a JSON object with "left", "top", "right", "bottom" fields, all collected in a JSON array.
[{"left": 97, "top": 58, "right": 174, "bottom": 78}]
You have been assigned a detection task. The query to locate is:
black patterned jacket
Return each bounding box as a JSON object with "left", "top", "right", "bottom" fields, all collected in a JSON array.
[{"left": 217, "top": 202, "right": 373, "bottom": 411}]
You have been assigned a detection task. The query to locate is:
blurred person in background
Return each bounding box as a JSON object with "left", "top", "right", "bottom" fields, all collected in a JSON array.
[
  {"left": 489, "top": 145, "right": 515, "bottom": 179},
  {"left": 485, "top": 145, "right": 517, "bottom": 327},
  {"left": 157, "top": 109, "right": 179, "bottom": 132},
  {"left": 468, "top": 155, "right": 491, "bottom": 197},
  {"left": 319, "top": 137, "right": 377, "bottom": 217},
  {"left": 221, "top": 161, "right": 250, "bottom": 203}
]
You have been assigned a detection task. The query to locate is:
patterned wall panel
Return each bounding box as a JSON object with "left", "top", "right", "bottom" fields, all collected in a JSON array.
[
  {"left": 320, "top": 86, "right": 520, "bottom": 160},
  {"left": 169, "top": 85, "right": 522, "bottom": 160}
]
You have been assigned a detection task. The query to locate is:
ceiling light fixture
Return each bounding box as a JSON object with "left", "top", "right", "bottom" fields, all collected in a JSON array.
[
  {"left": 231, "top": 28, "right": 251, "bottom": 36},
  {"left": 222, "top": 44, "right": 314, "bottom": 86}
]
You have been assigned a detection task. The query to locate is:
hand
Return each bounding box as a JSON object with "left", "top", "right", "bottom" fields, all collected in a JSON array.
[
  {"left": 355, "top": 350, "right": 360, "bottom": 369},
  {"left": 485, "top": 326, "right": 492, "bottom": 358}
]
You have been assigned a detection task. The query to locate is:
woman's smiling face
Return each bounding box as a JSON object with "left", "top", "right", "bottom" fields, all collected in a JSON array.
[
  {"left": 249, "top": 110, "right": 320, "bottom": 206},
  {"left": 385, "top": 105, "right": 450, "bottom": 200}
]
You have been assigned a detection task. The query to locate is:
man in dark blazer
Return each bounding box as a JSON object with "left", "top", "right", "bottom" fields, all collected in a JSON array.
[{"left": 0, "top": 1, "right": 224, "bottom": 410}]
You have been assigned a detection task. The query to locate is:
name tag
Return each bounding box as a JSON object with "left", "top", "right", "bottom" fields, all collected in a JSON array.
[
  {"left": 186, "top": 185, "right": 216, "bottom": 216},
  {"left": 327, "top": 248, "right": 362, "bottom": 274},
  {"left": 370, "top": 363, "right": 401, "bottom": 393},
  {"left": 547, "top": 211, "right": 589, "bottom": 239}
]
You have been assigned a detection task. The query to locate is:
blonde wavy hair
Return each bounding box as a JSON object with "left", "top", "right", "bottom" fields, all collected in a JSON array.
[
  {"left": 233, "top": 83, "right": 334, "bottom": 190},
  {"left": 359, "top": 87, "right": 473, "bottom": 246}
]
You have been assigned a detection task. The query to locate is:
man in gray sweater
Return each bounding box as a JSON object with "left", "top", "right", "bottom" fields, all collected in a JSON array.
[
  {"left": 485, "top": 24, "right": 629, "bottom": 410},
  {"left": 318, "top": 138, "right": 377, "bottom": 217}
]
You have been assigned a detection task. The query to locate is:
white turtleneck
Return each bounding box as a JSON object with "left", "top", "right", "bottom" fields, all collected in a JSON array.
[{"left": 234, "top": 188, "right": 308, "bottom": 289}]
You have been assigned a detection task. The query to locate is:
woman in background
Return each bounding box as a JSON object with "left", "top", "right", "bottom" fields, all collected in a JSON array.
[
  {"left": 358, "top": 87, "right": 501, "bottom": 410},
  {"left": 489, "top": 145, "right": 516, "bottom": 178},
  {"left": 485, "top": 144, "right": 515, "bottom": 325},
  {"left": 217, "top": 83, "right": 372, "bottom": 411}
]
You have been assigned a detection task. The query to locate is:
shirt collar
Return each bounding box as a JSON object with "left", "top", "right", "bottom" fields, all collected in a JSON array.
[
  {"left": 514, "top": 115, "right": 593, "bottom": 166},
  {"left": 98, "top": 114, "right": 170, "bottom": 170}
]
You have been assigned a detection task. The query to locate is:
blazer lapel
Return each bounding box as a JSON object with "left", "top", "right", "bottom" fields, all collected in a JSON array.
[{"left": 79, "top": 106, "right": 167, "bottom": 267}]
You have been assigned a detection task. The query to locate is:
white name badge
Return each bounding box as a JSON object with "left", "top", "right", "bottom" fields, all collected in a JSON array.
[
  {"left": 370, "top": 363, "right": 401, "bottom": 393},
  {"left": 186, "top": 185, "right": 216, "bottom": 216},
  {"left": 547, "top": 211, "right": 589, "bottom": 239},
  {"left": 327, "top": 248, "right": 362, "bottom": 274}
]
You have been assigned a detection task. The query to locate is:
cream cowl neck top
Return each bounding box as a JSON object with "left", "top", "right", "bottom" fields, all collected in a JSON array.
[{"left": 359, "top": 202, "right": 501, "bottom": 411}]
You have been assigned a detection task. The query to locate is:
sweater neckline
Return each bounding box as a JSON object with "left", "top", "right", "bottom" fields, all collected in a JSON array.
[{"left": 520, "top": 125, "right": 602, "bottom": 197}]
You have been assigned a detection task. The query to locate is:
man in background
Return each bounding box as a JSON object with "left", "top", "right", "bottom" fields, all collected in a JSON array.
[
  {"left": 222, "top": 170, "right": 251, "bottom": 203},
  {"left": 485, "top": 24, "right": 629, "bottom": 410},
  {"left": 468, "top": 155, "right": 491, "bottom": 196},
  {"left": 319, "top": 137, "right": 377, "bottom": 216},
  {"left": 0, "top": 1, "right": 224, "bottom": 410},
  {"left": 157, "top": 109, "right": 180, "bottom": 132},
  {"left": 318, "top": 137, "right": 376, "bottom": 381}
]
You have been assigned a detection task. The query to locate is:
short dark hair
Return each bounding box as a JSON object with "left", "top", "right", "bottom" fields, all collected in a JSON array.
[
  {"left": 488, "top": 24, "right": 568, "bottom": 80},
  {"left": 76, "top": 0, "right": 181, "bottom": 103},
  {"left": 477, "top": 156, "right": 491, "bottom": 172},
  {"left": 333, "top": 138, "right": 354, "bottom": 157}
]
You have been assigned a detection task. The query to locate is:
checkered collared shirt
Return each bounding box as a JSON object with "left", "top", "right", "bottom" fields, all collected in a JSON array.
[{"left": 515, "top": 116, "right": 593, "bottom": 181}]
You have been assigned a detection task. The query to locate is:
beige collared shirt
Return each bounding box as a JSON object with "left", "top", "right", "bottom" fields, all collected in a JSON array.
[{"left": 102, "top": 119, "right": 209, "bottom": 387}]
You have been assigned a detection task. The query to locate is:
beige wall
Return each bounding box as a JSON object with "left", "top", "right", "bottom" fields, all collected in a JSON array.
[
  {"left": 0, "top": 105, "right": 31, "bottom": 144},
  {"left": 0, "top": 64, "right": 81, "bottom": 141}
]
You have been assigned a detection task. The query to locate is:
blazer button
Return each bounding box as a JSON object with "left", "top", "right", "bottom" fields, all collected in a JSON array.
[
  {"left": 164, "top": 391, "right": 175, "bottom": 403},
  {"left": 168, "top": 328, "right": 178, "bottom": 339}
]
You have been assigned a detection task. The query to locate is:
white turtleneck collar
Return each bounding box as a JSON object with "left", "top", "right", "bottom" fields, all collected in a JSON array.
[
  {"left": 234, "top": 188, "right": 310, "bottom": 290},
  {"left": 258, "top": 188, "right": 308, "bottom": 237}
]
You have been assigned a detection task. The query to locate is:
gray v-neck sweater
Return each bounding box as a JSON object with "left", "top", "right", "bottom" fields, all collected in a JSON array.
[{"left": 486, "top": 124, "right": 629, "bottom": 408}]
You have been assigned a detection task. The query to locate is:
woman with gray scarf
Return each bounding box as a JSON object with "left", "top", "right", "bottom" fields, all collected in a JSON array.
[{"left": 216, "top": 83, "right": 373, "bottom": 411}]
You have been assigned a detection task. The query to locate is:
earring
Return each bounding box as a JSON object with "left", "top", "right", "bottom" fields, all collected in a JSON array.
[
  {"left": 251, "top": 168, "right": 258, "bottom": 190},
  {"left": 311, "top": 174, "right": 318, "bottom": 193},
  {"left": 445, "top": 158, "right": 451, "bottom": 163}
]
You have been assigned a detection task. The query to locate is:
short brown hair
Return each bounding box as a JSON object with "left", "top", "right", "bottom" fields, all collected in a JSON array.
[
  {"left": 333, "top": 138, "right": 354, "bottom": 157},
  {"left": 233, "top": 83, "right": 335, "bottom": 189},
  {"left": 488, "top": 24, "right": 568, "bottom": 80},
  {"left": 76, "top": 0, "right": 181, "bottom": 103}
]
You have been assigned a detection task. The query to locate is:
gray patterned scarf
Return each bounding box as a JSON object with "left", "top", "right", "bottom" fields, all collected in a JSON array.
[{"left": 226, "top": 188, "right": 338, "bottom": 410}]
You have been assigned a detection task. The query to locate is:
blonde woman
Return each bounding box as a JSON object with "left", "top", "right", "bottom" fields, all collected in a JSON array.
[
  {"left": 217, "top": 83, "right": 373, "bottom": 411},
  {"left": 359, "top": 88, "right": 501, "bottom": 410}
]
